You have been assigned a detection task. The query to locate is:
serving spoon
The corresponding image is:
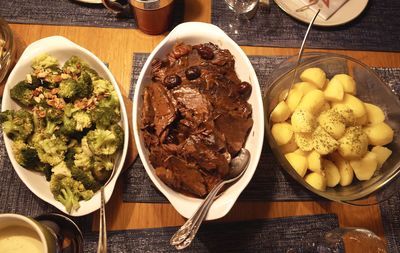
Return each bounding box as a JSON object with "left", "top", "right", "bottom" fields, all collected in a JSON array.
[{"left": 170, "top": 148, "right": 251, "bottom": 250}]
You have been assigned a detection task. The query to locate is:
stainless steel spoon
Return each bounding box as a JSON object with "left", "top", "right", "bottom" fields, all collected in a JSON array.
[{"left": 170, "top": 148, "right": 251, "bottom": 250}]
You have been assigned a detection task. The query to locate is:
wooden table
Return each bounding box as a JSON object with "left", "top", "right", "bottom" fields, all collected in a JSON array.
[{"left": 3, "top": 0, "right": 400, "bottom": 251}]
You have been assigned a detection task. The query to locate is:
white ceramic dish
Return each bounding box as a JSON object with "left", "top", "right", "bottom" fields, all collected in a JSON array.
[
  {"left": 2, "top": 36, "right": 129, "bottom": 217},
  {"left": 132, "top": 22, "right": 265, "bottom": 220},
  {"left": 274, "top": 0, "right": 368, "bottom": 27}
]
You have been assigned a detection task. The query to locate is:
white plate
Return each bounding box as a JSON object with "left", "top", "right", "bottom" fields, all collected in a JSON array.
[
  {"left": 2, "top": 36, "right": 129, "bottom": 217},
  {"left": 274, "top": 0, "right": 368, "bottom": 27},
  {"left": 132, "top": 22, "right": 265, "bottom": 220}
]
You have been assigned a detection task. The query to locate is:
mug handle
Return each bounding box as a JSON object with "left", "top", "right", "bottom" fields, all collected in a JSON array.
[{"left": 101, "top": 0, "right": 132, "bottom": 17}]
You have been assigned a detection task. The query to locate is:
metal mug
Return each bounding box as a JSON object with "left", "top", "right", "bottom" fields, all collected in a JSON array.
[{"left": 102, "top": 0, "right": 175, "bottom": 35}]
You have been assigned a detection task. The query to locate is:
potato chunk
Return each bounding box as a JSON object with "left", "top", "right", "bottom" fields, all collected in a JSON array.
[
  {"left": 271, "top": 101, "right": 291, "bottom": 123},
  {"left": 364, "top": 103, "right": 385, "bottom": 124},
  {"left": 312, "top": 126, "right": 339, "bottom": 155},
  {"left": 291, "top": 109, "right": 317, "bottom": 133},
  {"left": 279, "top": 136, "right": 298, "bottom": 154},
  {"left": 333, "top": 74, "right": 356, "bottom": 94},
  {"left": 363, "top": 122, "right": 394, "bottom": 146},
  {"left": 322, "top": 159, "right": 340, "bottom": 187},
  {"left": 330, "top": 152, "right": 354, "bottom": 186},
  {"left": 371, "top": 146, "right": 392, "bottom": 169},
  {"left": 297, "top": 90, "right": 326, "bottom": 115},
  {"left": 305, "top": 172, "right": 326, "bottom": 191},
  {"left": 324, "top": 78, "right": 344, "bottom": 102},
  {"left": 293, "top": 81, "right": 317, "bottom": 95},
  {"left": 308, "top": 150, "right": 322, "bottom": 173},
  {"left": 332, "top": 105, "right": 355, "bottom": 126},
  {"left": 332, "top": 94, "right": 366, "bottom": 118},
  {"left": 286, "top": 88, "right": 304, "bottom": 112},
  {"left": 294, "top": 132, "right": 314, "bottom": 151},
  {"left": 271, "top": 122, "right": 293, "bottom": 145},
  {"left": 349, "top": 152, "right": 378, "bottom": 181},
  {"left": 285, "top": 152, "right": 308, "bottom": 177},
  {"left": 338, "top": 126, "right": 368, "bottom": 159},
  {"left": 300, "top": 67, "right": 327, "bottom": 89},
  {"left": 318, "top": 109, "right": 346, "bottom": 139}
]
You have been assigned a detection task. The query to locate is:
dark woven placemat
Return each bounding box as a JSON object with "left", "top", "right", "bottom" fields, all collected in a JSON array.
[
  {"left": 124, "top": 53, "right": 400, "bottom": 203},
  {"left": 82, "top": 214, "right": 341, "bottom": 252},
  {"left": 212, "top": 0, "right": 400, "bottom": 52},
  {"left": 0, "top": 0, "right": 184, "bottom": 30}
]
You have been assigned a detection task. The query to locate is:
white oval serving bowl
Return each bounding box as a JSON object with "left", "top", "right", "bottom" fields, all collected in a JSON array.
[
  {"left": 2, "top": 36, "right": 129, "bottom": 216},
  {"left": 132, "top": 22, "right": 265, "bottom": 220}
]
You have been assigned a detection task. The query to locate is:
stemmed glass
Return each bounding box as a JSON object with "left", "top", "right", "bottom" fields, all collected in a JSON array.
[{"left": 224, "top": 0, "right": 259, "bottom": 34}]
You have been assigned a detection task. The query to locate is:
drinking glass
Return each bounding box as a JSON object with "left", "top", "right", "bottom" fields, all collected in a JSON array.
[{"left": 224, "top": 0, "right": 259, "bottom": 34}]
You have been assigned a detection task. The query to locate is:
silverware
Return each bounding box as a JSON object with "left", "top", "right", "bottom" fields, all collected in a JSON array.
[
  {"left": 96, "top": 152, "right": 121, "bottom": 253},
  {"left": 170, "top": 148, "right": 251, "bottom": 250},
  {"left": 279, "top": 9, "right": 320, "bottom": 103},
  {"left": 296, "top": 0, "right": 318, "bottom": 12}
]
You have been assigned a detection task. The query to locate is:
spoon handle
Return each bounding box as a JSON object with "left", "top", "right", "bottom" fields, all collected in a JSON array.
[{"left": 171, "top": 182, "right": 226, "bottom": 249}]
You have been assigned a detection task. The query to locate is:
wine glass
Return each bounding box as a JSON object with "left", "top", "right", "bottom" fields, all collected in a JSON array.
[
  {"left": 224, "top": 0, "right": 259, "bottom": 34},
  {"left": 286, "top": 227, "right": 387, "bottom": 253}
]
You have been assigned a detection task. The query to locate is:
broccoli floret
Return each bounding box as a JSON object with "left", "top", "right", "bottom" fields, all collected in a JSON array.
[
  {"left": 64, "top": 103, "right": 80, "bottom": 117},
  {"left": 97, "top": 90, "right": 119, "bottom": 109},
  {"left": 51, "top": 161, "right": 71, "bottom": 177},
  {"left": 34, "top": 135, "right": 67, "bottom": 166},
  {"left": 49, "top": 174, "right": 93, "bottom": 213},
  {"left": 110, "top": 124, "right": 124, "bottom": 149},
  {"left": 93, "top": 155, "right": 114, "bottom": 182},
  {"left": 74, "top": 146, "right": 93, "bottom": 169},
  {"left": 32, "top": 110, "right": 46, "bottom": 132},
  {"left": 86, "top": 129, "right": 121, "bottom": 155},
  {"left": 76, "top": 72, "right": 93, "bottom": 98},
  {"left": 62, "top": 56, "right": 87, "bottom": 75},
  {"left": 92, "top": 79, "right": 113, "bottom": 96},
  {"left": 10, "top": 81, "right": 36, "bottom": 106},
  {"left": 91, "top": 107, "right": 120, "bottom": 129},
  {"left": 58, "top": 79, "right": 79, "bottom": 99},
  {"left": 32, "top": 54, "right": 58, "bottom": 71},
  {"left": 12, "top": 140, "right": 40, "bottom": 169},
  {"left": 0, "top": 109, "right": 34, "bottom": 141},
  {"left": 45, "top": 108, "right": 63, "bottom": 135},
  {"left": 72, "top": 111, "right": 92, "bottom": 131},
  {"left": 71, "top": 166, "right": 101, "bottom": 191}
]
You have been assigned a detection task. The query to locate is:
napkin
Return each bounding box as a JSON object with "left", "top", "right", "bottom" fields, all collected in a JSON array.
[{"left": 299, "top": 0, "right": 349, "bottom": 20}]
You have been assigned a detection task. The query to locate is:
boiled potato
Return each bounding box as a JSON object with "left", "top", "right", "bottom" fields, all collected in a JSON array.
[
  {"left": 286, "top": 88, "right": 304, "bottom": 112},
  {"left": 324, "top": 78, "right": 344, "bottom": 102},
  {"left": 338, "top": 126, "right": 368, "bottom": 159},
  {"left": 322, "top": 159, "right": 340, "bottom": 187},
  {"left": 349, "top": 152, "right": 378, "bottom": 181},
  {"left": 318, "top": 109, "right": 346, "bottom": 139},
  {"left": 364, "top": 102, "right": 385, "bottom": 124},
  {"left": 279, "top": 136, "right": 298, "bottom": 154},
  {"left": 271, "top": 101, "right": 291, "bottom": 123},
  {"left": 333, "top": 74, "right": 356, "bottom": 94},
  {"left": 294, "top": 132, "right": 314, "bottom": 151},
  {"left": 285, "top": 152, "right": 308, "bottom": 177},
  {"left": 305, "top": 172, "right": 326, "bottom": 191},
  {"left": 332, "top": 104, "right": 356, "bottom": 126},
  {"left": 312, "top": 126, "right": 339, "bottom": 155},
  {"left": 297, "top": 90, "right": 326, "bottom": 115},
  {"left": 293, "top": 81, "right": 317, "bottom": 95},
  {"left": 330, "top": 152, "right": 354, "bottom": 186},
  {"left": 354, "top": 113, "right": 368, "bottom": 126},
  {"left": 300, "top": 67, "right": 327, "bottom": 89},
  {"left": 371, "top": 146, "right": 392, "bottom": 169},
  {"left": 308, "top": 150, "right": 322, "bottom": 173},
  {"left": 272, "top": 122, "right": 293, "bottom": 145},
  {"left": 363, "top": 122, "right": 394, "bottom": 146},
  {"left": 332, "top": 94, "right": 366, "bottom": 118},
  {"left": 291, "top": 109, "right": 317, "bottom": 133}
]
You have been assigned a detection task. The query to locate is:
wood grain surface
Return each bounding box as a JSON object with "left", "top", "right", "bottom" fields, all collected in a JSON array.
[{"left": 1, "top": 1, "right": 399, "bottom": 251}]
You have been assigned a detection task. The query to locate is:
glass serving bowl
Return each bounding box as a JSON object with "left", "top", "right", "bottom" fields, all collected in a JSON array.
[
  {"left": 0, "top": 17, "right": 15, "bottom": 84},
  {"left": 264, "top": 52, "right": 400, "bottom": 204}
]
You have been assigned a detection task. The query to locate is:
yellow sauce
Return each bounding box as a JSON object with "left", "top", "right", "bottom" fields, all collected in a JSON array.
[{"left": 0, "top": 226, "right": 44, "bottom": 253}]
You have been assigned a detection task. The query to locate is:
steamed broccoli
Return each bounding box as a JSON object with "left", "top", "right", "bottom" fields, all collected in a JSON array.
[
  {"left": 86, "top": 128, "right": 121, "bottom": 155},
  {"left": 45, "top": 108, "right": 63, "bottom": 135},
  {"left": 91, "top": 107, "right": 120, "bottom": 129},
  {"left": 34, "top": 135, "right": 67, "bottom": 166},
  {"left": 31, "top": 54, "right": 58, "bottom": 71},
  {"left": 73, "top": 111, "right": 92, "bottom": 131},
  {"left": 93, "top": 79, "right": 113, "bottom": 96},
  {"left": 76, "top": 72, "right": 93, "bottom": 98},
  {"left": 64, "top": 103, "right": 80, "bottom": 117},
  {"left": 92, "top": 155, "right": 114, "bottom": 182},
  {"left": 71, "top": 166, "right": 101, "bottom": 191},
  {"left": 51, "top": 161, "right": 71, "bottom": 177},
  {"left": 58, "top": 79, "right": 79, "bottom": 99},
  {"left": 73, "top": 146, "right": 93, "bottom": 169},
  {"left": 97, "top": 90, "right": 119, "bottom": 109},
  {"left": 0, "top": 109, "right": 34, "bottom": 141},
  {"left": 10, "top": 81, "right": 36, "bottom": 106},
  {"left": 49, "top": 174, "right": 94, "bottom": 213},
  {"left": 12, "top": 140, "right": 40, "bottom": 169},
  {"left": 62, "top": 56, "right": 99, "bottom": 80}
]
